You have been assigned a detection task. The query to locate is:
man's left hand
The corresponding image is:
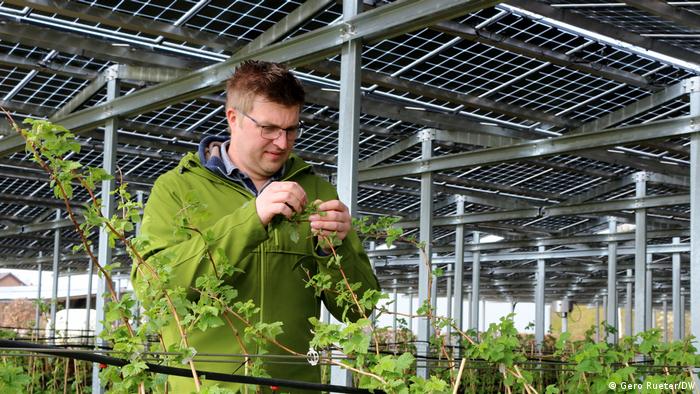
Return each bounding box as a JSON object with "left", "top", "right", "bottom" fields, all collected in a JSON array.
[{"left": 308, "top": 200, "right": 351, "bottom": 248}]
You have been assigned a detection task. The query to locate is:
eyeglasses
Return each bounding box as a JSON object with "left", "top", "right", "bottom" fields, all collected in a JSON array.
[{"left": 237, "top": 108, "right": 304, "bottom": 141}]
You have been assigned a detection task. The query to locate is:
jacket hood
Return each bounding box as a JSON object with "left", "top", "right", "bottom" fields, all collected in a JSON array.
[{"left": 178, "top": 135, "right": 313, "bottom": 183}]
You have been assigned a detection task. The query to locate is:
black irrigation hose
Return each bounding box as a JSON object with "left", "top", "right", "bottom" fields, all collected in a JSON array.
[{"left": 0, "top": 339, "right": 382, "bottom": 394}]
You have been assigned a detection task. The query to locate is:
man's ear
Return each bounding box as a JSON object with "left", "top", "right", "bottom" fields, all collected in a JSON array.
[{"left": 225, "top": 107, "right": 237, "bottom": 126}]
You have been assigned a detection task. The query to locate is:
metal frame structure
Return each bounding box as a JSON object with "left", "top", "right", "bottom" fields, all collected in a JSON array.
[{"left": 0, "top": 0, "right": 698, "bottom": 379}]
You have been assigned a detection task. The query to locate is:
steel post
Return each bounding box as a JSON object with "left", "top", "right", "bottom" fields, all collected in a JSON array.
[
  {"left": 417, "top": 129, "right": 434, "bottom": 377},
  {"left": 92, "top": 72, "right": 119, "bottom": 394},
  {"left": 470, "top": 231, "right": 481, "bottom": 331},
  {"left": 607, "top": 217, "right": 618, "bottom": 343},
  {"left": 50, "top": 209, "right": 60, "bottom": 345},
  {"left": 673, "top": 237, "right": 682, "bottom": 340},
  {"left": 689, "top": 83, "right": 700, "bottom": 345},
  {"left": 535, "top": 245, "right": 545, "bottom": 350},
  {"left": 453, "top": 196, "right": 465, "bottom": 333},
  {"left": 35, "top": 259, "right": 42, "bottom": 336},
  {"left": 626, "top": 269, "right": 633, "bottom": 336},
  {"left": 634, "top": 172, "right": 648, "bottom": 334}
]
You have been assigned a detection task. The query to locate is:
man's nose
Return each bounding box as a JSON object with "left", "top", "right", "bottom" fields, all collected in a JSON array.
[{"left": 272, "top": 130, "right": 290, "bottom": 149}]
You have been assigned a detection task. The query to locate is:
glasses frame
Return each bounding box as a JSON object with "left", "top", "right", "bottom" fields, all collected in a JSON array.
[{"left": 236, "top": 108, "right": 304, "bottom": 141}]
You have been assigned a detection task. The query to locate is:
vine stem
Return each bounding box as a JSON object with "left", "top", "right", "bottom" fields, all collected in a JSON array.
[
  {"left": 452, "top": 357, "right": 467, "bottom": 394},
  {"left": 8, "top": 115, "right": 134, "bottom": 339},
  {"left": 317, "top": 233, "right": 382, "bottom": 358},
  {"left": 7, "top": 112, "right": 203, "bottom": 392}
]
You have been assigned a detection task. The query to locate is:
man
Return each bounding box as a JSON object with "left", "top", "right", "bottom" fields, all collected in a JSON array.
[{"left": 134, "top": 60, "right": 380, "bottom": 392}]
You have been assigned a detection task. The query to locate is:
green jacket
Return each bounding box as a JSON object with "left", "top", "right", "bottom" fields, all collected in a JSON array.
[{"left": 133, "top": 151, "right": 380, "bottom": 393}]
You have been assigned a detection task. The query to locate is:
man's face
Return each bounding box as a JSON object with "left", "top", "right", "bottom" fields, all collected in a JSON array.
[{"left": 226, "top": 97, "right": 300, "bottom": 183}]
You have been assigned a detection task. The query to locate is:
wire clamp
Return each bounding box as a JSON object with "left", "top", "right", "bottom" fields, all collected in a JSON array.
[{"left": 306, "top": 347, "right": 319, "bottom": 366}]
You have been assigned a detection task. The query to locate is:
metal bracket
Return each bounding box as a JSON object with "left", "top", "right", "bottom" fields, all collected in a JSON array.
[
  {"left": 340, "top": 22, "right": 357, "bottom": 41},
  {"left": 104, "top": 65, "right": 120, "bottom": 81},
  {"left": 682, "top": 76, "right": 700, "bottom": 93},
  {"left": 418, "top": 129, "right": 436, "bottom": 142},
  {"left": 633, "top": 171, "right": 649, "bottom": 183}
]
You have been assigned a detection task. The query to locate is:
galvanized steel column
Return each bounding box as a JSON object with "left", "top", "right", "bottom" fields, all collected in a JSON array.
[
  {"left": 446, "top": 264, "right": 452, "bottom": 340},
  {"left": 408, "top": 290, "right": 413, "bottom": 333},
  {"left": 335, "top": 0, "right": 362, "bottom": 214},
  {"left": 607, "top": 217, "right": 618, "bottom": 343},
  {"left": 646, "top": 255, "right": 653, "bottom": 330},
  {"left": 50, "top": 209, "right": 60, "bottom": 344},
  {"left": 35, "top": 259, "right": 42, "bottom": 336},
  {"left": 689, "top": 81, "right": 700, "bottom": 343},
  {"left": 392, "top": 279, "right": 398, "bottom": 348},
  {"left": 595, "top": 299, "right": 600, "bottom": 342},
  {"left": 333, "top": 1, "right": 362, "bottom": 384},
  {"left": 535, "top": 245, "right": 545, "bottom": 349},
  {"left": 681, "top": 289, "right": 686, "bottom": 338},
  {"left": 626, "top": 269, "right": 633, "bottom": 336},
  {"left": 93, "top": 70, "right": 119, "bottom": 394},
  {"left": 634, "top": 172, "right": 648, "bottom": 335},
  {"left": 417, "top": 129, "right": 435, "bottom": 377},
  {"left": 470, "top": 231, "right": 480, "bottom": 331},
  {"left": 86, "top": 246, "right": 94, "bottom": 342},
  {"left": 663, "top": 299, "right": 668, "bottom": 342},
  {"left": 65, "top": 269, "right": 71, "bottom": 338},
  {"left": 453, "top": 196, "right": 465, "bottom": 333},
  {"left": 673, "top": 237, "right": 682, "bottom": 340}
]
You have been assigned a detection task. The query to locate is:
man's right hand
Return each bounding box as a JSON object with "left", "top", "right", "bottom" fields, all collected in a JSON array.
[{"left": 255, "top": 181, "right": 307, "bottom": 226}]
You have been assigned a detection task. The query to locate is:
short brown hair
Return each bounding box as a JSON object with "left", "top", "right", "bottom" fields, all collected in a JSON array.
[{"left": 226, "top": 60, "right": 305, "bottom": 113}]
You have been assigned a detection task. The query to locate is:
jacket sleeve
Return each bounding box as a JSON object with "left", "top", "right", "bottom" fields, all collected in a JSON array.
[{"left": 131, "top": 173, "right": 268, "bottom": 298}]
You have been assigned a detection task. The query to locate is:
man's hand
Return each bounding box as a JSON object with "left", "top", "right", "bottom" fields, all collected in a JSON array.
[
  {"left": 255, "top": 181, "right": 307, "bottom": 226},
  {"left": 308, "top": 200, "right": 351, "bottom": 250}
]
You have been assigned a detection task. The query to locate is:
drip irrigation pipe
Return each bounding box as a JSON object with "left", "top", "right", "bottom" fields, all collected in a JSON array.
[{"left": 0, "top": 339, "right": 381, "bottom": 394}]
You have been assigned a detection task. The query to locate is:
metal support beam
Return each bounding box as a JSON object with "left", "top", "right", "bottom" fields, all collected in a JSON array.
[
  {"left": 453, "top": 196, "right": 465, "bottom": 334},
  {"left": 397, "top": 194, "right": 690, "bottom": 229},
  {"left": 392, "top": 279, "right": 398, "bottom": 348},
  {"left": 635, "top": 172, "right": 647, "bottom": 335},
  {"left": 535, "top": 245, "right": 545, "bottom": 351},
  {"left": 690, "top": 83, "right": 700, "bottom": 344},
  {"left": 239, "top": 0, "right": 333, "bottom": 54},
  {"left": 86, "top": 246, "right": 94, "bottom": 341},
  {"left": 50, "top": 68, "right": 111, "bottom": 121},
  {"left": 65, "top": 269, "right": 71, "bottom": 338},
  {"left": 332, "top": 0, "right": 362, "bottom": 387},
  {"left": 359, "top": 134, "right": 421, "bottom": 170},
  {"left": 446, "top": 264, "right": 453, "bottom": 341},
  {"left": 49, "top": 209, "right": 60, "bottom": 345},
  {"left": 359, "top": 116, "right": 700, "bottom": 182},
  {"left": 595, "top": 299, "right": 601, "bottom": 342},
  {"left": 626, "top": 269, "right": 633, "bottom": 337},
  {"left": 434, "top": 20, "right": 652, "bottom": 90},
  {"left": 607, "top": 217, "right": 618, "bottom": 343},
  {"left": 35, "top": 260, "right": 42, "bottom": 336},
  {"left": 92, "top": 75, "right": 120, "bottom": 394},
  {"left": 2, "top": 0, "right": 237, "bottom": 52},
  {"left": 646, "top": 255, "right": 653, "bottom": 330},
  {"left": 417, "top": 129, "right": 434, "bottom": 378},
  {"left": 408, "top": 291, "right": 413, "bottom": 333},
  {"left": 663, "top": 298, "right": 669, "bottom": 342},
  {"left": 507, "top": 1, "right": 700, "bottom": 67},
  {"left": 681, "top": 290, "right": 686, "bottom": 339},
  {"left": 470, "top": 231, "right": 480, "bottom": 332},
  {"left": 573, "top": 78, "right": 697, "bottom": 134},
  {"left": 673, "top": 237, "right": 682, "bottom": 340},
  {"left": 625, "top": 0, "right": 700, "bottom": 31}
]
